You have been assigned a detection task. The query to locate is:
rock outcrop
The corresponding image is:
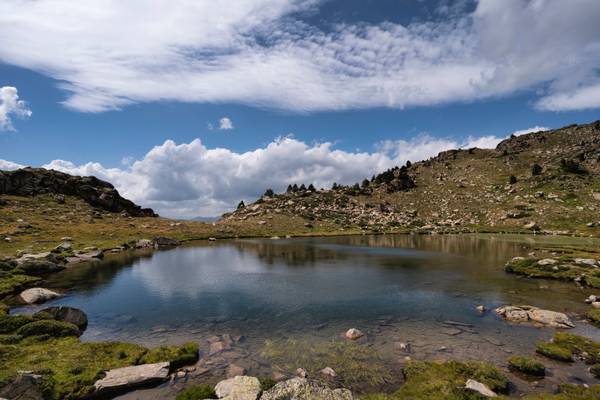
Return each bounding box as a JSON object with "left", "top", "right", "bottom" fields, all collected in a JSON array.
[
  {"left": 0, "top": 167, "right": 157, "bottom": 217},
  {"left": 495, "top": 305, "right": 574, "bottom": 328}
]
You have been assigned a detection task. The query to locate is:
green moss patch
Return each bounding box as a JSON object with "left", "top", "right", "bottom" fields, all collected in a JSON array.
[
  {"left": 16, "top": 320, "right": 80, "bottom": 338},
  {"left": 536, "top": 333, "right": 600, "bottom": 364},
  {"left": 587, "top": 308, "right": 600, "bottom": 326},
  {"left": 0, "top": 303, "right": 8, "bottom": 315},
  {"left": 504, "top": 257, "right": 600, "bottom": 288},
  {"left": 176, "top": 384, "right": 217, "bottom": 400},
  {"left": 0, "top": 314, "right": 34, "bottom": 334},
  {"left": 536, "top": 342, "right": 574, "bottom": 362},
  {"left": 138, "top": 342, "right": 199, "bottom": 369},
  {"left": 521, "top": 384, "right": 600, "bottom": 399},
  {"left": 508, "top": 356, "right": 545, "bottom": 377},
  {"left": 0, "top": 273, "right": 40, "bottom": 297}
]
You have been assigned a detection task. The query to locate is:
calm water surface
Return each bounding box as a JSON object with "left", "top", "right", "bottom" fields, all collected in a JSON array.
[{"left": 14, "top": 234, "right": 600, "bottom": 397}]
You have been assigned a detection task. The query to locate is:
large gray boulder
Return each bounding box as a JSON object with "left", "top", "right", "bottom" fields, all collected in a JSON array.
[
  {"left": 34, "top": 306, "right": 88, "bottom": 331},
  {"left": 261, "top": 378, "right": 353, "bottom": 400},
  {"left": 495, "top": 305, "right": 574, "bottom": 328},
  {"left": 94, "top": 362, "right": 170, "bottom": 394},
  {"left": 19, "top": 288, "right": 61, "bottom": 304}
]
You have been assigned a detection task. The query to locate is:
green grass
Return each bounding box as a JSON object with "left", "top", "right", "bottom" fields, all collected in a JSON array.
[
  {"left": 138, "top": 342, "right": 199, "bottom": 369},
  {"left": 176, "top": 384, "right": 217, "bottom": 400},
  {"left": 508, "top": 356, "right": 545, "bottom": 377},
  {"left": 536, "top": 342, "right": 574, "bottom": 362},
  {"left": 15, "top": 320, "right": 80, "bottom": 338},
  {"left": 587, "top": 308, "right": 600, "bottom": 326},
  {"left": 536, "top": 333, "right": 600, "bottom": 364}
]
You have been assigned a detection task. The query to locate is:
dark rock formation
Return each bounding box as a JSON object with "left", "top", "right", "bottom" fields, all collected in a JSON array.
[
  {"left": 0, "top": 168, "right": 157, "bottom": 217},
  {"left": 34, "top": 306, "right": 88, "bottom": 331}
]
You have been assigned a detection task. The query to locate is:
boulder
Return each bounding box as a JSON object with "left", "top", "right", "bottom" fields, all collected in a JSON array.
[
  {"left": 537, "top": 259, "right": 558, "bottom": 266},
  {"left": 94, "top": 362, "right": 170, "bottom": 394},
  {"left": 215, "top": 376, "right": 261, "bottom": 400},
  {"left": 345, "top": 328, "right": 364, "bottom": 340},
  {"left": 495, "top": 305, "right": 574, "bottom": 328},
  {"left": 20, "top": 288, "right": 61, "bottom": 304},
  {"left": 17, "top": 260, "right": 64, "bottom": 275},
  {"left": 34, "top": 306, "right": 88, "bottom": 331},
  {"left": 135, "top": 239, "right": 153, "bottom": 248},
  {"left": 320, "top": 367, "right": 337, "bottom": 378},
  {"left": 575, "top": 258, "right": 599, "bottom": 267},
  {"left": 465, "top": 379, "right": 497, "bottom": 397},
  {"left": 0, "top": 372, "right": 44, "bottom": 400},
  {"left": 261, "top": 378, "right": 353, "bottom": 400},
  {"left": 153, "top": 237, "right": 180, "bottom": 248}
]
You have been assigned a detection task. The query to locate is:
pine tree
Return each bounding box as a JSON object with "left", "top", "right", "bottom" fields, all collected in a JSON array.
[{"left": 308, "top": 184, "right": 316, "bottom": 192}]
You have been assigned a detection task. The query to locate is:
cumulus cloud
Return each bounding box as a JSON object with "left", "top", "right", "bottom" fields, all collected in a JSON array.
[
  {"left": 24, "top": 125, "right": 538, "bottom": 217},
  {"left": 0, "top": 0, "right": 598, "bottom": 112},
  {"left": 0, "top": 87, "right": 32, "bottom": 131},
  {"left": 511, "top": 126, "right": 550, "bottom": 137},
  {"left": 219, "top": 117, "right": 234, "bottom": 130},
  {"left": 0, "top": 159, "right": 25, "bottom": 170}
]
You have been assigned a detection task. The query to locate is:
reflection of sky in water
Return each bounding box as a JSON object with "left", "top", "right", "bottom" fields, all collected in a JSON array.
[{"left": 14, "top": 235, "right": 590, "bottom": 335}]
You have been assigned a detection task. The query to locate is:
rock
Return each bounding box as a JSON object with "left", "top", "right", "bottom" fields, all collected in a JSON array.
[
  {"left": 537, "top": 258, "right": 558, "bottom": 266},
  {"left": 227, "top": 363, "right": 246, "bottom": 378},
  {"left": 592, "top": 302, "right": 600, "bottom": 309},
  {"left": 53, "top": 242, "right": 72, "bottom": 252},
  {"left": 523, "top": 221, "right": 539, "bottom": 231},
  {"left": 135, "top": 239, "right": 153, "bottom": 248},
  {"left": 34, "top": 306, "right": 88, "bottom": 331},
  {"left": 586, "top": 295, "right": 598, "bottom": 303},
  {"left": 17, "top": 259, "right": 64, "bottom": 275},
  {"left": 296, "top": 368, "right": 308, "bottom": 378},
  {"left": 575, "top": 258, "right": 599, "bottom": 267},
  {"left": 20, "top": 287, "right": 61, "bottom": 304},
  {"left": 495, "top": 305, "right": 574, "bottom": 328},
  {"left": 261, "top": 378, "right": 353, "bottom": 400},
  {"left": 465, "top": 379, "right": 497, "bottom": 397},
  {"left": 215, "top": 376, "right": 261, "bottom": 400},
  {"left": 94, "top": 362, "right": 170, "bottom": 394},
  {"left": 476, "top": 305, "right": 486, "bottom": 313},
  {"left": 345, "top": 328, "right": 364, "bottom": 340},
  {"left": 0, "top": 372, "right": 44, "bottom": 400},
  {"left": 320, "top": 367, "right": 337, "bottom": 378},
  {"left": 210, "top": 340, "right": 231, "bottom": 355},
  {"left": 153, "top": 236, "right": 180, "bottom": 247}
]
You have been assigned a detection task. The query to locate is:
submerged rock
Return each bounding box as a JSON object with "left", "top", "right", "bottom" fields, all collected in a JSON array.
[
  {"left": 19, "top": 287, "right": 61, "bottom": 304},
  {"left": 94, "top": 362, "right": 170, "bottom": 394},
  {"left": 495, "top": 305, "right": 574, "bottom": 328},
  {"left": 215, "top": 375, "right": 261, "bottom": 400},
  {"left": 465, "top": 379, "right": 497, "bottom": 397},
  {"left": 261, "top": 377, "right": 353, "bottom": 400}
]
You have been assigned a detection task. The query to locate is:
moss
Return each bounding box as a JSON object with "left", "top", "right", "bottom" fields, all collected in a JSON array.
[
  {"left": 176, "top": 384, "right": 217, "bottom": 400},
  {"left": 259, "top": 377, "right": 277, "bottom": 392},
  {"left": 590, "top": 364, "right": 600, "bottom": 379},
  {"left": 0, "top": 314, "right": 34, "bottom": 334},
  {"left": 261, "top": 338, "right": 393, "bottom": 391},
  {"left": 0, "top": 273, "right": 40, "bottom": 297},
  {"left": 587, "top": 308, "right": 600, "bottom": 326},
  {"left": 0, "top": 338, "right": 148, "bottom": 400},
  {"left": 521, "top": 384, "right": 600, "bottom": 399},
  {"left": 508, "top": 356, "right": 545, "bottom": 376},
  {"left": 16, "top": 320, "right": 80, "bottom": 338},
  {"left": 0, "top": 303, "right": 8, "bottom": 315},
  {"left": 137, "top": 342, "right": 199, "bottom": 369},
  {"left": 504, "top": 257, "right": 600, "bottom": 288},
  {"left": 536, "top": 342, "right": 573, "bottom": 362},
  {"left": 553, "top": 332, "right": 600, "bottom": 364}
]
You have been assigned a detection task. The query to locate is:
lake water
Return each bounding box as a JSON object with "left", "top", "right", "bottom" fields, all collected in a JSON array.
[{"left": 14, "top": 234, "right": 600, "bottom": 397}]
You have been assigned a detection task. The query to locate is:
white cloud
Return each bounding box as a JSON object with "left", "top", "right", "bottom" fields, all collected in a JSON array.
[
  {"left": 0, "top": 0, "right": 598, "bottom": 112},
  {"left": 0, "top": 87, "right": 32, "bottom": 131},
  {"left": 219, "top": 117, "right": 234, "bottom": 130},
  {"left": 511, "top": 126, "right": 550, "bottom": 137},
  {"left": 0, "top": 159, "right": 25, "bottom": 170},
  {"left": 32, "top": 124, "right": 541, "bottom": 217}
]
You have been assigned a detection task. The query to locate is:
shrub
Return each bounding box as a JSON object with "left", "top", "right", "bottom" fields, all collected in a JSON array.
[
  {"left": 560, "top": 158, "right": 586, "bottom": 174},
  {"left": 176, "top": 384, "right": 217, "bottom": 400},
  {"left": 263, "top": 188, "right": 274, "bottom": 197},
  {"left": 531, "top": 163, "right": 543, "bottom": 176},
  {"left": 16, "top": 320, "right": 80, "bottom": 338},
  {"left": 508, "top": 356, "right": 545, "bottom": 376},
  {"left": 509, "top": 175, "right": 517, "bottom": 184}
]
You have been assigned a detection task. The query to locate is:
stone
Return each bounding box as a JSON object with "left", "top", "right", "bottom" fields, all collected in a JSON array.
[
  {"left": 153, "top": 236, "right": 180, "bottom": 247},
  {"left": 227, "top": 363, "right": 246, "bottom": 378},
  {"left": 210, "top": 340, "right": 231, "bottom": 355},
  {"left": 476, "top": 305, "right": 486, "bottom": 313},
  {"left": 523, "top": 221, "right": 539, "bottom": 231},
  {"left": 345, "top": 328, "right": 364, "bottom": 340},
  {"left": 215, "top": 376, "right": 261, "bottom": 400},
  {"left": 320, "top": 367, "right": 337, "bottom": 378},
  {"left": 53, "top": 242, "right": 72, "bottom": 252},
  {"left": 296, "top": 368, "right": 308, "bottom": 378},
  {"left": 574, "top": 258, "right": 598, "bottom": 267},
  {"left": 495, "top": 305, "right": 574, "bottom": 328},
  {"left": 17, "top": 260, "right": 64, "bottom": 275},
  {"left": 537, "top": 258, "right": 558, "bottom": 266},
  {"left": 20, "top": 288, "right": 61, "bottom": 304},
  {"left": 261, "top": 378, "right": 353, "bottom": 400},
  {"left": 0, "top": 372, "right": 44, "bottom": 400},
  {"left": 465, "top": 379, "right": 497, "bottom": 397},
  {"left": 585, "top": 295, "right": 598, "bottom": 304},
  {"left": 94, "top": 362, "right": 170, "bottom": 393},
  {"left": 34, "top": 306, "right": 88, "bottom": 331},
  {"left": 135, "top": 239, "right": 153, "bottom": 248}
]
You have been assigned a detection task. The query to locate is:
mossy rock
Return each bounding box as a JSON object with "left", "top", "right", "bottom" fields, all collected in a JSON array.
[
  {"left": 536, "top": 342, "right": 573, "bottom": 362},
  {"left": 392, "top": 360, "right": 508, "bottom": 399},
  {"left": 16, "top": 320, "right": 80, "bottom": 338},
  {"left": 508, "top": 356, "right": 545, "bottom": 377},
  {"left": 0, "top": 273, "right": 41, "bottom": 297},
  {"left": 553, "top": 332, "right": 600, "bottom": 364},
  {"left": 587, "top": 308, "right": 600, "bottom": 326},
  {"left": 138, "top": 342, "right": 199, "bottom": 369},
  {"left": 176, "top": 384, "right": 217, "bottom": 400},
  {"left": 0, "top": 314, "right": 34, "bottom": 334},
  {"left": 0, "top": 303, "right": 8, "bottom": 315}
]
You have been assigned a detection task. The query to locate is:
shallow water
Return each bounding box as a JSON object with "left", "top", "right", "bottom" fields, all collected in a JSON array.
[{"left": 14, "top": 234, "right": 600, "bottom": 397}]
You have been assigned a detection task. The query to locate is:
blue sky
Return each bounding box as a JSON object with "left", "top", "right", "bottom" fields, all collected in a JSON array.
[{"left": 1, "top": 0, "right": 599, "bottom": 217}]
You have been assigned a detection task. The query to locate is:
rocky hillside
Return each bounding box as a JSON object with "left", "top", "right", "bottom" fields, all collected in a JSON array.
[
  {"left": 224, "top": 120, "right": 600, "bottom": 235},
  {"left": 0, "top": 168, "right": 156, "bottom": 217}
]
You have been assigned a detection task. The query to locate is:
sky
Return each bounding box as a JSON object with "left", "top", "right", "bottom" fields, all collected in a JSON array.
[{"left": 1, "top": 0, "right": 600, "bottom": 218}]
